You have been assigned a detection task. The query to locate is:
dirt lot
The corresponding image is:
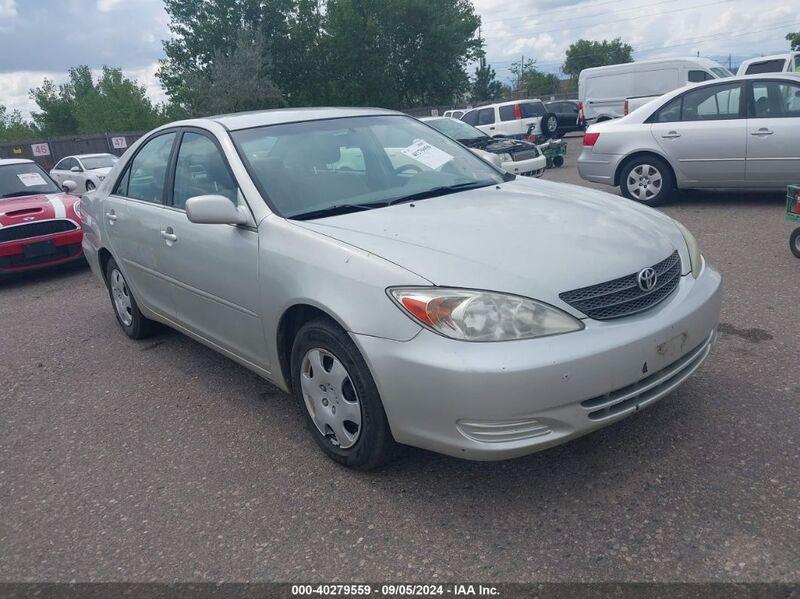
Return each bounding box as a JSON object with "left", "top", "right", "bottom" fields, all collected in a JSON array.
[{"left": 2, "top": 135, "right": 798, "bottom": 582}]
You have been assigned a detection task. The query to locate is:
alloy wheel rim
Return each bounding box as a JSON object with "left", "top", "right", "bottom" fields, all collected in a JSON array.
[
  {"left": 300, "top": 348, "right": 362, "bottom": 449},
  {"left": 86, "top": 181, "right": 95, "bottom": 190},
  {"left": 627, "top": 164, "right": 662, "bottom": 200},
  {"left": 547, "top": 116, "right": 557, "bottom": 131},
  {"left": 110, "top": 268, "right": 133, "bottom": 326}
]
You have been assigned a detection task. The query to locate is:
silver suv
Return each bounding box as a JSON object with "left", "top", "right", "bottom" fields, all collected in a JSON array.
[{"left": 578, "top": 74, "right": 800, "bottom": 205}]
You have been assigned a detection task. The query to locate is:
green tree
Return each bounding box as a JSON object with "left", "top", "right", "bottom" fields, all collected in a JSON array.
[
  {"left": 787, "top": 32, "right": 800, "bottom": 51},
  {"left": 471, "top": 57, "right": 502, "bottom": 103},
  {"left": 509, "top": 58, "right": 558, "bottom": 97},
  {"left": 29, "top": 66, "right": 163, "bottom": 135},
  {"left": 0, "top": 105, "right": 35, "bottom": 141},
  {"left": 323, "top": 0, "right": 482, "bottom": 108},
  {"left": 182, "top": 31, "right": 285, "bottom": 116},
  {"left": 562, "top": 38, "right": 633, "bottom": 79},
  {"left": 158, "top": 0, "right": 293, "bottom": 109}
]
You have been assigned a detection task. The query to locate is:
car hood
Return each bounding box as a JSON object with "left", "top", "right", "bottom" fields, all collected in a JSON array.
[
  {"left": 0, "top": 192, "right": 79, "bottom": 227},
  {"left": 295, "top": 178, "right": 689, "bottom": 314}
]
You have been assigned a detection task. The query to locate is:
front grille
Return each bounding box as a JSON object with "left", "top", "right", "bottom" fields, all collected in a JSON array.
[
  {"left": 512, "top": 149, "right": 539, "bottom": 161},
  {"left": 0, "top": 220, "right": 77, "bottom": 243},
  {"left": 0, "top": 242, "right": 81, "bottom": 268},
  {"left": 559, "top": 251, "right": 681, "bottom": 320},
  {"left": 581, "top": 330, "right": 715, "bottom": 421}
]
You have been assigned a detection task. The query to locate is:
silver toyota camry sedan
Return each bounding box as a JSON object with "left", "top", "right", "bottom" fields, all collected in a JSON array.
[
  {"left": 81, "top": 108, "right": 722, "bottom": 469},
  {"left": 578, "top": 73, "right": 800, "bottom": 205}
]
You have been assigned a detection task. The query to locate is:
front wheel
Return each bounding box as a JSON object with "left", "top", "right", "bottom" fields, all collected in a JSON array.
[
  {"left": 85, "top": 180, "right": 96, "bottom": 191},
  {"left": 291, "top": 318, "right": 397, "bottom": 470},
  {"left": 620, "top": 157, "right": 674, "bottom": 206},
  {"left": 790, "top": 227, "right": 800, "bottom": 258}
]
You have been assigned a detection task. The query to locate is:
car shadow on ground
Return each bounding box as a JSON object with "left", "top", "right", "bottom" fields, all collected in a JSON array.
[
  {"left": 0, "top": 259, "right": 90, "bottom": 291},
  {"left": 670, "top": 188, "right": 786, "bottom": 207}
]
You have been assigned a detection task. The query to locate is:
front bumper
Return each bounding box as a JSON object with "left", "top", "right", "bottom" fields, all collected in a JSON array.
[
  {"left": 501, "top": 154, "right": 546, "bottom": 177},
  {"left": 0, "top": 229, "right": 84, "bottom": 273},
  {"left": 577, "top": 148, "right": 623, "bottom": 185},
  {"left": 353, "top": 264, "right": 722, "bottom": 460}
]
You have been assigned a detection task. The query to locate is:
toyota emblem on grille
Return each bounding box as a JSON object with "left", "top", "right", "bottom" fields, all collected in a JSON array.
[{"left": 637, "top": 267, "right": 657, "bottom": 292}]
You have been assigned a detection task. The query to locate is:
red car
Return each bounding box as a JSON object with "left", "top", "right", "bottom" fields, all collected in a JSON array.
[{"left": 0, "top": 158, "right": 83, "bottom": 275}]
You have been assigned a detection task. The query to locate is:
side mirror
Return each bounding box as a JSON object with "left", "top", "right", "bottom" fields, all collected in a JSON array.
[
  {"left": 185, "top": 194, "right": 248, "bottom": 225},
  {"left": 70, "top": 166, "right": 82, "bottom": 173},
  {"left": 62, "top": 180, "right": 78, "bottom": 193}
]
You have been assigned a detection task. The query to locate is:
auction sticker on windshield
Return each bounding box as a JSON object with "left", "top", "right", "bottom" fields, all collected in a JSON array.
[
  {"left": 401, "top": 139, "right": 453, "bottom": 169},
  {"left": 17, "top": 173, "right": 47, "bottom": 187}
]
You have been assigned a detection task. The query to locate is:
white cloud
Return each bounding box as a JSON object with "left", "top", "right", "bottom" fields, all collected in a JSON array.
[
  {"left": 97, "top": 0, "right": 125, "bottom": 12},
  {"left": 0, "top": 0, "right": 17, "bottom": 18}
]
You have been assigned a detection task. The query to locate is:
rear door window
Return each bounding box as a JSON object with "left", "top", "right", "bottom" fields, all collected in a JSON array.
[
  {"left": 120, "top": 132, "right": 176, "bottom": 203},
  {"left": 498, "top": 105, "right": 515, "bottom": 121},
  {"left": 681, "top": 83, "right": 743, "bottom": 121},
  {"left": 477, "top": 108, "right": 495, "bottom": 125}
]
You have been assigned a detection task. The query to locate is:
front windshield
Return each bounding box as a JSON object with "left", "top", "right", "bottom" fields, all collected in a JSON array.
[
  {"left": 81, "top": 155, "right": 118, "bottom": 170},
  {"left": 711, "top": 67, "right": 733, "bottom": 78},
  {"left": 232, "top": 115, "right": 504, "bottom": 219},
  {"left": 425, "top": 117, "right": 487, "bottom": 142},
  {"left": 0, "top": 163, "right": 61, "bottom": 199}
]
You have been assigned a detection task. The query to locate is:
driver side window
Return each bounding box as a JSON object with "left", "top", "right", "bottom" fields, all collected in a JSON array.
[{"left": 172, "top": 132, "right": 237, "bottom": 210}]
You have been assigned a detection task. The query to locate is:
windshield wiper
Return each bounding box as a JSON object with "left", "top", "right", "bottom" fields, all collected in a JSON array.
[
  {"left": 289, "top": 202, "right": 388, "bottom": 221},
  {"left": 386, "top": 180, "right": 497, "bottom": 206}
]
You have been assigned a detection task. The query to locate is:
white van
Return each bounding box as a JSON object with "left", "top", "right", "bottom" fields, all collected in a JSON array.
[
  {"left": 578, "top": 57, "right": 733, "bottom": 124},
  {"left": 737, "top": 52, "right": 800, "bottom": 75}
]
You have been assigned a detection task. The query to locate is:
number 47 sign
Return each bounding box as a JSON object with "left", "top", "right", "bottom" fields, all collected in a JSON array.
[{"left": 111, "top": 136, "right": 127, "bottom": 150}]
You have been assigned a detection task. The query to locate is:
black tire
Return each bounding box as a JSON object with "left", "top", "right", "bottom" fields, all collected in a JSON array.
[
  {"left": 619, "top": 156, "right": 674, "bottom": 206},
  {"left": 541, "top": 112, "right": 559, "bottom": 138},
  {"left": 85, "top": 180, "right": 96, "bottom": 191},
  {"left": 104, "top": 257, "right": 157, "bottom": 339},
  {"left": 290, "top": 317, "right": 397, "bottom": 470},
  {"left": 790, "top": 227, "right": 800, "bottom": 259}
]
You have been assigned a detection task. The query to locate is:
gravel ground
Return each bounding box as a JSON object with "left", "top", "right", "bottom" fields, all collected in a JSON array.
[{"left": 1, "top": 135, "right": 798, "bottom": 582}]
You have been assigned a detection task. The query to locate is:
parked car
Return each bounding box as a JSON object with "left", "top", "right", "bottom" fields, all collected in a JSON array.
[
  {"left": 0, "top": 158, "right": 83, "bottom": 275},
  {"left": 82, "top": 108, "right": 721, "bottom": 469},
  {"left": 50, "top": 153, "right": 119, "bottom": 192},
  {"left": 544, "top": 100, "right": 586, "bottom": 134},
  {"left": 579, "top": 57, "right": 733, "bottom": 124},
  {"left": 737, "top": 52, "right": 799, "bottom": 76},
  {"left": 461, "top": 100, "right": 559, "bottom": 140},
  {"left": 442, "top": 109, "right": 465, "bottom": 119},
  {"left": 578, "top": 73, "right": 800, "bottom": 205},
  {"left": 421, "top": 116, "right": 546, "bottom": 176}
]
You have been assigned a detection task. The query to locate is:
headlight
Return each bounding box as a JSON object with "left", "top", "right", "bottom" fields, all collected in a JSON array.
[
  {"left": 674, "top": 221, "right": 702, "bottom": 278},
  {"left": 497, "top": 152, "right": 513, "bottom": 162},
  {"left": 388, "top": 287, "right": 584, "bottom": 342}
]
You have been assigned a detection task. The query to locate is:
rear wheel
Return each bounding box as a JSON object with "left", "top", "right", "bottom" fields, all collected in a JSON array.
[
  {"left": 790, "top": 227, "right": 800, "bottom": 258},
  {"left": 291, "top": 318, "right": 397, "bottom": 470},
  {"left": 620, "top": 156, "right": 674, "bottom": 206},
  {"left": 105, "top": 257, "right": 157, "bottom": 339}
]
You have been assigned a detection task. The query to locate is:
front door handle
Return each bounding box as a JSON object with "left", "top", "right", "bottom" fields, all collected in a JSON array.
[
  {"left": 105, "top": 210, "right": 117, "bottom": 224},
  {"left": 751, "top": 128, "right": 773, "bottom": 136},
  {"left": 661, "top": 131, "right": 681, "bottom": 139},
  {"left": 160, "top": 227, "right": 178, "bottom": 243},
  {"left": 489, "top": 126, "right": 495, "bottom": 130}
]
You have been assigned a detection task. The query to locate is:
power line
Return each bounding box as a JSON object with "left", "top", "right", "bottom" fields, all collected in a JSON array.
[
  {"left": 482, "top": 0, "right": 693, "bottom": 27},
  {"left": 485, "top": 18, "right": 799, "bottom": 71},
  {"left": 480, "top": 0, "right": 676, "bottom": 24}
]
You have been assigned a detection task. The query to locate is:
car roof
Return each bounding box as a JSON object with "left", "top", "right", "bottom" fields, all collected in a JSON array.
[
  {"left": 468, "top": 99, "right": 543, "bottom": 111},
  {"left": 740, "top": 52, "right": 798, "bottom": 64},
  {"left": 69, "top": 153, "right": 115, "bottom": 159},
  {"left": 582, "top": 57, "right": 725, "bottom": 74},
  {"left": 0, "top": 158, "right": 34, "bottom": 166},
  {"left": 180, "top": 107, "right": 403, "bottom": 131}
]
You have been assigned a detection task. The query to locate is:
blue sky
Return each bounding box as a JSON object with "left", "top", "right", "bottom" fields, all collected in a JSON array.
[{"left": 0, "top": 0, "right": 797, "bottom": 116}]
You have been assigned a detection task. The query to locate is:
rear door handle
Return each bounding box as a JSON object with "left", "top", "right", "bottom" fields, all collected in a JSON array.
[
  {"left": 751, "top": 128, "right": 773, "bottom": 136},
  {"left": 661, "top": 131, "right": 681, "bottom": 139}
]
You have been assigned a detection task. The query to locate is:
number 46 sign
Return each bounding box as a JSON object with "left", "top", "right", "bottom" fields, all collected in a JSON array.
[{"left": 31, "top": 143, "right": 50, "bottom": 157}]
